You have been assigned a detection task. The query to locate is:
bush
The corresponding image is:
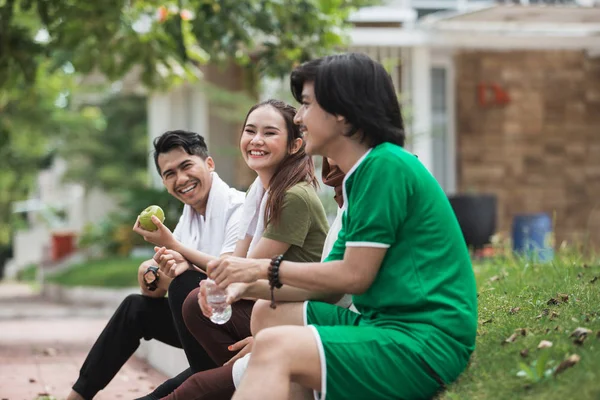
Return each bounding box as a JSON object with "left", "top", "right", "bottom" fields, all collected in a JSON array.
[
  {"left": 47, "top": 256, "right": 145, "bottom": 287},
  {"left": 16, "top": 263, "right": 37, "bottom": 282},
  {"left": 78, "top": 187, "right": 183, "bottom": 257}
]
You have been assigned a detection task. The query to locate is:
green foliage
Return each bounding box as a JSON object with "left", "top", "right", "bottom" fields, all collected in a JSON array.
[
  {"left": 0, "top": 0, "right": 378, "bottom": 250},
  {"left": 78, "top": 187, "right": 183, "bottom": 256},
  {"left": 441, "top": 250, "right": 600, "bottom": 400},
  {"left": 15, "top": 263, "right": 37, "bottom": 281},
  {"left": 59, "top": 94, "right": 149, "bottom": 192},
  {"left": 1, "top": 0, "right": 378, "bottom": 89},
  {"left": 47, "top": 256, "right": 145, "bottom": 287},
  {"left": 0, "top": 63, "right": 98, "bottom": 246}
]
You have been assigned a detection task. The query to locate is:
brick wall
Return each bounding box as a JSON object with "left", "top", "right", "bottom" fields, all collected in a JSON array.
[{"left": 455, "top": 50, "right": 600, "bottom": 247}]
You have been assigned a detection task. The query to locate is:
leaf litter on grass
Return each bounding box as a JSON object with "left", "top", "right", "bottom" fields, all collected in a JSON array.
[{"left": 441, "top": 252, "right": 600, "bottom": 400}]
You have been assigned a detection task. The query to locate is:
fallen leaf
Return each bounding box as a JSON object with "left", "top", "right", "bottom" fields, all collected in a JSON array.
[
  {"left": 535, "top": 309, "right": 550, "bottom": 320},
  {"left": 571, "top": 327, "right": 592, "bottom": 345},
  {"left": 574, "top": 336, "right": 587, "bottom": 346},
  {"left": 481, "top": 318, "right": 493, "bottom": 325},
  {"left": 558, "top": 293, "right": 569, "bottom": 303},
  {"left": 510, "top": 307, "right": 521, "bottom": 315},
  {"left": 29, "top": 378, "right": 36, "bottom": 383},
  {"left": 502, "top": 333, "right": 519, "bottom": 345},
  {"left": 490, "top": 275, "right": 501, "bottom": 282},
  {"left": 547, "top": 297, "right": 560, "bottom": 306},
  {"left": 553, "top": 354, "right": 581, "bottom": 376},
  {"left": 570, "top": 327, "right": 592, "bottom": 338},
  {"left": 550, "top": 311, "right": 560, "bottom": 320},
  {"left": 42, "top": 347, "right": 57, "bottom": 357},
  {"left": 520, "top": 348, "right": 529, "bottom": 358},
  {"left": 517, "top": 328, "right": 528, "bottom": 336},
  {"left": 537, "top": 340, "right": 553, "bottom": 349},
  {"left": 590, "top": 276, "right": 598, "bottom": 284}
]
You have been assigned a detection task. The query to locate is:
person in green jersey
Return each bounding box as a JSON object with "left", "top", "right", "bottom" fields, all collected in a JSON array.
[{"left": 204, "top": 53, "right": 478, "bottom": 400}]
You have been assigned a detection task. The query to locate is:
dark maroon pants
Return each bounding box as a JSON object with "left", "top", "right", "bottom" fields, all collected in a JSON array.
[{"left": 161, "top": 288, "right": 254, "bottom": 400}]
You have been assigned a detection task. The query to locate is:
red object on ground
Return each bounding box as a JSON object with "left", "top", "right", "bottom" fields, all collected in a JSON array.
[{"left": 51, "top": 232, "right": 76, "bottom": 261}]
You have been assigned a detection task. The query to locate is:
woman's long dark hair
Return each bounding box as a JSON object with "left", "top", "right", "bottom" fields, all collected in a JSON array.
[{"left": 241, "top": 99, "right": 318, "bottom": 226}]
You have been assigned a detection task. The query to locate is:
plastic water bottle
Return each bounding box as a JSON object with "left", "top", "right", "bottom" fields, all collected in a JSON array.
[{"left": 205, "top": 279, "right": 232, "bottom": 324}]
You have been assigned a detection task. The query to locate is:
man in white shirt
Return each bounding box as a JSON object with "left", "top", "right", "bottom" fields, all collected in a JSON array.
[{"left": 68, "top": 130, "right": 245, "bottom": 400}]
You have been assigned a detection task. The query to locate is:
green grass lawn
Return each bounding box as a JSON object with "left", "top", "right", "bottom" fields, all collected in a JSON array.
[
  {"left": 15, "top": 263, "right": 38, "bottom": 282},
  {"left": 46, "top": 256, "right": 146, "bottom": 287},
  {"left": 442, "top": 251, "right": 600, "bottom": 400}
]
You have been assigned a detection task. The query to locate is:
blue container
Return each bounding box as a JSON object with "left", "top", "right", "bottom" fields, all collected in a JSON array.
[{"left": 512, "top": 213, "right": 554, "bottom": 262}]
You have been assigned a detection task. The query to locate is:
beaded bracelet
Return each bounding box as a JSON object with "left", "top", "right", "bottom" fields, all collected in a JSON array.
[{"left": 268, "top": 254, "right": 284, "bottom": 309}]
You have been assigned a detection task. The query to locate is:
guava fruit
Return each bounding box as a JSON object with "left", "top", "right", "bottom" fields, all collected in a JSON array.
[{"left": 139, "top": 205, "right": 165, "bottom": 231}]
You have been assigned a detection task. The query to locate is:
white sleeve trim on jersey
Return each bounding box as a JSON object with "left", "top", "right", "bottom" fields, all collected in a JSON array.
[{"left": 345, "top": 241, "right": 391, "bottom": 248}]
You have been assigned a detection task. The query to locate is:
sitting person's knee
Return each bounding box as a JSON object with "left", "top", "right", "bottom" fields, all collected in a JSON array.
[
  {"left": 252, "top": 326, "right": 291, "bottom": 358},
  {"left": 138, "top": 259, "right": 154, "bottom": 275},
  {"left": 118, "top": 293, "right": 149, "bottom": 321},
  {"left": 250, "top": 299, "right": 273, "bottom": 336}
]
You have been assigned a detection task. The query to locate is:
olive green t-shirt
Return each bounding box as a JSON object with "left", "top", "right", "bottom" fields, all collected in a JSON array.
[
  {"left": 325, "top": 142, "right": 478, "bottom": 384},
  {"left": 263, "top": 183, "right": 329, "bottom": 263}
]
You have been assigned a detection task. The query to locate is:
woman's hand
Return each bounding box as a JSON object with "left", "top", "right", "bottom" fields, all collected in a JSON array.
[
  {"left": 197, "top": 281, "right": 250, "bottom": 318},
  {"left": 224, "top": 336, "right": 253, "bottom": 365},
  {"left": 133, "top": 215, "right": 177, "bottom": 249},
  {"left": 154, "top": 246, "right": 190, "bottom": 278},
  {"left": 206, "top": 256, "right": 268, "bottom": 288}
]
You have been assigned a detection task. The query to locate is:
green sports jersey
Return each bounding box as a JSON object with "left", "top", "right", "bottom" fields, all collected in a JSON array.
[{"left": 325, "top": 142, "right": 478, "bottom": 384}]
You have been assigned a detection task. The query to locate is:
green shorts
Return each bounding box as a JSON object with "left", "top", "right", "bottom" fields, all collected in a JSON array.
[{"left": 304, "top": 301, "right": 443, "bottom": 400}]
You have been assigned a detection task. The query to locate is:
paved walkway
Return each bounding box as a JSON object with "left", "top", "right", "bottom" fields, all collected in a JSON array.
[{"left": 0, "top": 283, "right": 168, "bottom": 400}]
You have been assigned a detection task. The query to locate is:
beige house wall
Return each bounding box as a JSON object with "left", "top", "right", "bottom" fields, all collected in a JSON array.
[{"left": 455, "top": 50, "right": 600, "bottom": 246}]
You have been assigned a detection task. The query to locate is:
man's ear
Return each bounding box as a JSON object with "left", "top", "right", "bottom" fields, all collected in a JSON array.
[
  {"left": 205, "top": 156, "right": 215, "bottom": 172},
  {"left": 289, "top": 137, "right": 303, "bottom": 155}
]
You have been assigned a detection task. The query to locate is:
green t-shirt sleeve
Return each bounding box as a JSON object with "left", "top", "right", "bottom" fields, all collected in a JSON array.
[
  {"left": 345, "top": 156, "right": 409, "bottom": 248},
  {"left": 262, "top": 189, "right": 311, "bottom": 247}
]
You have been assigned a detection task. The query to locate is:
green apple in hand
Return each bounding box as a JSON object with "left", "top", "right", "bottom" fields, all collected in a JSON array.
[{"left": 139, "top": 205, "right": 165, "bottom": 231}]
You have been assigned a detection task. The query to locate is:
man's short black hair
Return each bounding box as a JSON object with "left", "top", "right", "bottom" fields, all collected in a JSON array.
[
  {"left": 290, "top": 52, "right": 405, "bottom": 148},
  {"left": 153, "top": 130, "right": 209, "bottom": 174}
]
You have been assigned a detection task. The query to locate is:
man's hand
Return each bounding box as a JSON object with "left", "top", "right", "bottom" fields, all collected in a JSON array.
[
  {"left": 206, "top": 256, "right": 268, "bottom": 289},
  {"left": 224, "top": 336, "right": 253, "bottom": 365},
  {"left": 133, "top": 215, "right": 177, "bottom": 249},
  {"left": 154, "top": 246, "right": 190, "bottom": 279},
  {"left": 198, "top": 281, "right": 249, "bottom": 318}
]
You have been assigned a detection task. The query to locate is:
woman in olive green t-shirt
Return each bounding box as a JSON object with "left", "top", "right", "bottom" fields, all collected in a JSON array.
[{"left": 161, "top": 99, "right": 332, "bottom": 400}]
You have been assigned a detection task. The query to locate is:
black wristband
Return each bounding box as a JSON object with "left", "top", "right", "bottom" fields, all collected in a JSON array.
[
  {"left": 268, "top": 255, "right": 284, "bottom": 309},
  {"left": 143, "top": 265, "right": 160, "bottom": 291}
]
